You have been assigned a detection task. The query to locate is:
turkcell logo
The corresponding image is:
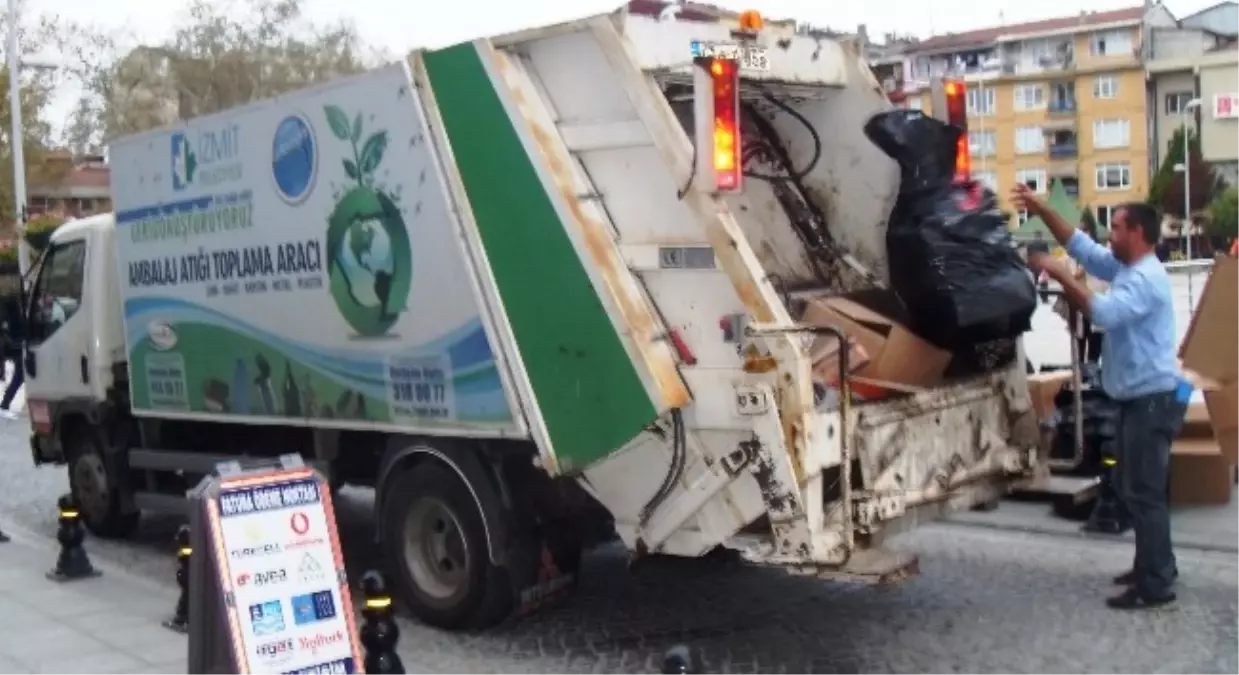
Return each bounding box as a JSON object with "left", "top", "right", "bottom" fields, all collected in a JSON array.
[
  {"left": 170, "top": 124, "right": 242, "bottom": 192},
  {"left": 272, "top": 114, "right": 318, "bottom": 204}
]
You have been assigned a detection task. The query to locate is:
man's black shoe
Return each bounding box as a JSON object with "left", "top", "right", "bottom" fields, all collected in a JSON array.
[
  {"left": 1106, "top": 587, "right": 1177, "bottom": 610},
  {"left": 1113, "top": 568, "right": 1179, "bottom": 585}
]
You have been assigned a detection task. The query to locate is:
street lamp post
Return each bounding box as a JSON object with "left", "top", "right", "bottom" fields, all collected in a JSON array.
[
  {"left": 1171, "top": 98, "right": 1204, "bottom": 307},
  {"left": 1180, "top": 97, "right": 1203, "bottom": 261},
  {"left": 6, "top": 0, "right": 29, "bottom": 279},
  {"left": 6, "top": 0, "right": 58, "bottom": 282}
]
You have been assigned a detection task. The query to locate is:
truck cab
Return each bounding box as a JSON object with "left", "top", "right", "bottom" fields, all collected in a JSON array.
[{"left": 24, "top": 216, "right": 125, "bottom": 460}]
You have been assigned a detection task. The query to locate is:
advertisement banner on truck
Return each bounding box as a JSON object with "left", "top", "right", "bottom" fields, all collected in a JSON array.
[{"left": 108, "top": 65, "right": 515, "bottom": 431}]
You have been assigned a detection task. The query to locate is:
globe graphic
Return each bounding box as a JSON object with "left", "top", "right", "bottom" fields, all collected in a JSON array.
[{"left": 335, "top": 217, "right": 395, "bottom": 309}]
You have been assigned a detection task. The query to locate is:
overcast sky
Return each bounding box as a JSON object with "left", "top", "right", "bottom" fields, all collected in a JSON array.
[{"left": 34, "top": 0, "right": 1225, "bottom": 140}]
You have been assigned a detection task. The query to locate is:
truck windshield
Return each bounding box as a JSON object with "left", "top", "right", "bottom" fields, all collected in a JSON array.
[{"left": 25, "top": 240, "right": 86, "bottom": 346}]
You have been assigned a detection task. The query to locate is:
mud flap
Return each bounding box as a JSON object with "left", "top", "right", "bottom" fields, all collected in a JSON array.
[{"left": 506, "top": 522, "right": 582, "bottom": 616}]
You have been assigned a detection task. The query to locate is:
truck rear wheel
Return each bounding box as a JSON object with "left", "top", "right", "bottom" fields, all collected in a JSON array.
[
  {"left": 380, "top": 461, "right": 513, "bottom": 630},
  {"left": 67, "top": 437, "right": 140, "bottom": 538}
]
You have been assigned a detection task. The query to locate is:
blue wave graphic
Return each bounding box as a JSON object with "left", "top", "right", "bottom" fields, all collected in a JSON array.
[{"left": 125, "top": 296, "right": 506, "bottom": 411}]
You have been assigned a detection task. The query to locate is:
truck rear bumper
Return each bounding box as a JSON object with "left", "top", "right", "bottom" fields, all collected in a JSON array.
[{"left": 582, "top": 363, "right": 1037, "bottom": 571}]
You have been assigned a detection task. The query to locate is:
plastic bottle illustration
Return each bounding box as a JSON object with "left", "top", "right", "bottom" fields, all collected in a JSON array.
[
  {"left": 302, "top": 372, "right": 318, "bottom": 417},
  {"left": 254, "top": 354, "right": 276, "bottom": 415},
  {"left": 232, "top": 359, "right": 249, "bottom": 415},
  {"left": 283, "top": 361, "right": 302, "bottom": 417}
]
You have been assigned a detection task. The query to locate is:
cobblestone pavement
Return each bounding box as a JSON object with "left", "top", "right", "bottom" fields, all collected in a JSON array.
[{"left": 2, "top": 424, "right": 1236, "bottom": 673}]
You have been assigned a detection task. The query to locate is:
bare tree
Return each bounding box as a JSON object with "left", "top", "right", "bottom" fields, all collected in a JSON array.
[{"left": 65, "top": 0, "right": 374, "bottom": 146}]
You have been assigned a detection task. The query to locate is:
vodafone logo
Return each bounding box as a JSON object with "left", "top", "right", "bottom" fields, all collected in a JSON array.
[{"left": 290, "top": 512, "right": 310, "bottom": 535}]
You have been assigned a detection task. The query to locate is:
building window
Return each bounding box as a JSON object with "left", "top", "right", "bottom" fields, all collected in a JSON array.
[
  {"left": 967, "top": 88, "right": 996, "bottom": 116},
  {"left": 1015, "top": 127, "right": 1046, "bottom": 154},
  {"left": 1050, "top": 82, "right": 1076, "bottom": 111},
  {"left": 1096, "top": 205, "right": 1116, "bottom": 230},
  {"left": 1014, "top": 84, "right": 1046, "bottom": 111},
  {"left": 974, "top": 170, "right": 998, "bottom": 192},
  {"left": 1017, "top": 168, "right": 1048, "bottom": 193},
  {"left": 1090, "top": 30, "right": 1134, "bottom": 57},
  {"left": 970, "top": 129, "right": 997, "bottom": 157},
  {"left": 1165, "top": 91, "right": 1195, "bottom": 115},
  {"left": 1093, "top": 119, "right": 1131, "bottom": 149},
  {"left": 1095, "top": 162, "right": 1132, "bottom": 191},
  {"left": 1093, "top": 75, "right": 1118, "bottom": 99}
]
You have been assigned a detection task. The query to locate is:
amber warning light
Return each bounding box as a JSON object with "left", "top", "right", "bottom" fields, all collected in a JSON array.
[
  {"left": 710, "top": 58, "right": 742, "bottom": 192},
  {"left": 942, "top": 79, "right": 971, "bottom": 183}
]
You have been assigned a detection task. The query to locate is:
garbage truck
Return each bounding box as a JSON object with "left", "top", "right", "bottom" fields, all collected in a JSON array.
[{"left": 19, "top": 2, "right": 1039, "bottom": 629}]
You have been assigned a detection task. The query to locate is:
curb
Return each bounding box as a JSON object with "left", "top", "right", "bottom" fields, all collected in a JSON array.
[{"left": 939, "top": 516, "right": 1239, "bottom": 555}]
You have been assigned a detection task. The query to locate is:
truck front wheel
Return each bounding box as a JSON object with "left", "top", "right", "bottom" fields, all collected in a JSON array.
[
  {"left": 380, "top": 461, "right": 513, "bottom": 630},
  {"left": 67, "top": 436, "right": 140, "bottom": 538}
]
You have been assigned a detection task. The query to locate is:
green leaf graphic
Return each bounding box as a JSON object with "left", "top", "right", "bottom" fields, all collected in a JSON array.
[
  {"left": 351, "top": 113, "right": 363, "bottom": 143},
  {"left": 359, "top": 131, "right": 388, "bottom": 175},
  {"left": 324, "top": 105, "right": 351, "bottom": 141},
  {"left": 343, "top": 159, "right": 359, "bottom": 180}
]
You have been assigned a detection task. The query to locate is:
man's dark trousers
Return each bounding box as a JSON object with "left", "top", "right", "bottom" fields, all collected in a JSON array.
[{"left": 1116, "top": 390, "right": 1187, "bottom": 600}]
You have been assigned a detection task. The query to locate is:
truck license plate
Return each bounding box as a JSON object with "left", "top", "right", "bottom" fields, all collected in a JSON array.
[
  {"left": 741, "top": 46, "right": 770, "bottom": 71},
  {"left": 691, "top": 41, "right": 771, "bottom": 71}
]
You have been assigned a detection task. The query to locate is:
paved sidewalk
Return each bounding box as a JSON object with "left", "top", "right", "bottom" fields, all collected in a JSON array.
[{"left": 0, "top": 534, "right": 185, "bottom": 674}]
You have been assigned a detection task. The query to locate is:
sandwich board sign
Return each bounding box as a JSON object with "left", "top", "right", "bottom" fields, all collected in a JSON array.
[{"left": 188, "top": 456, "right": 363, "bottom": 674}]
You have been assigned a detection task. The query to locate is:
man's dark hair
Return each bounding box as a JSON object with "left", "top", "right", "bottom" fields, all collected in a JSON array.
[{"left": 1117, "top": 202, "right": 1161, "bottom": 245}]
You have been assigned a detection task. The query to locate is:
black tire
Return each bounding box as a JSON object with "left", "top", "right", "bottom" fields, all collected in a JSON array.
[
  {"left": 380, "top": 460, "right": 513, "bottom": 630},
  {"left": 66, "top": 435, "right": 140, "bottom": 538}
]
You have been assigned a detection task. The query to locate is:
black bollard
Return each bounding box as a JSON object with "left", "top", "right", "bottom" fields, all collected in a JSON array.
[
  {"left": 662, "top": 645, "right": 703, "bottom": 674},
  {"left": 1083, "top": 455, "right": 1131, "bottom": 535},
  {"left": 47, "top": 495, "right": 102, "bottom": 582},
  {"left": 162, "top": 525, "right": 191, "bottom": 633},
  {"left": 360, "top": 570, "right": 404, "bottom": 674}
]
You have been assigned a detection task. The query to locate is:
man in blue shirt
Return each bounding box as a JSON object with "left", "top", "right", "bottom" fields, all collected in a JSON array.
[{"left": 1012, "top": 184, "right": 1185, "bottom": 610}]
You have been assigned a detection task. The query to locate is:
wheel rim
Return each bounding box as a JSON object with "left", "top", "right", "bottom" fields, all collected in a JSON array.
[
  {"left": 401, "top": 497, "right": 470, "bottom": 606},
  {"left": 72, "top": 454, "right": 110, "bottom": 522}
]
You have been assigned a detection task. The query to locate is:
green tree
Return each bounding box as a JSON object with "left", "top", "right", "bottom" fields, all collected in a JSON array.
[
  {"left": 1079, "top": 204, "right": 1103, "bottom": 240},
  {"left": 1207, "top": 186, "right": 1238, "bottom": 239},
  {"left": 1148, "top": 128, "right": 1223, "bottom": 218},
  {"left": 66, "top": 0, "right": 376, "bottom": 145}
]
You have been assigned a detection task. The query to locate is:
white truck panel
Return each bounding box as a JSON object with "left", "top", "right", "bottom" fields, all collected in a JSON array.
[{"left": 107, "top": 65, "right": 530, "bottom": 438}]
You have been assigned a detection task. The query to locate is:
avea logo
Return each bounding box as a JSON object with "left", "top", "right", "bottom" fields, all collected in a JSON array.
[{"left": 171, "top": 124, "right": 242, "bottom": 191}]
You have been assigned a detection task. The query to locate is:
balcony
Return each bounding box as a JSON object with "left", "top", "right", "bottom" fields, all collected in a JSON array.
[
  {"left": 1047, "top": 100, "right": 1077, "bottom": 116},
  {"left": 1049, "top": 142, "right": 1078, "bottom": 159}
]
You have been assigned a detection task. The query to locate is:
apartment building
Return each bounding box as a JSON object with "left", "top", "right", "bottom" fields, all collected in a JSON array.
[
  {"left": 883, "top": 5, "right": 1177, "bottom": 236},
  {"left": 1146, "top": 3, "right": 1239, "bottom": 186}
]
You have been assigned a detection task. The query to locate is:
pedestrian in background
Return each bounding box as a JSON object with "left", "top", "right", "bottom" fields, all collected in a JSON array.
[
  {"left": 1013, "top": 184, "right": 1186, "bottom": 610},
  {"left": 0, "top": 293, "right": 25, "bottom": 420}
]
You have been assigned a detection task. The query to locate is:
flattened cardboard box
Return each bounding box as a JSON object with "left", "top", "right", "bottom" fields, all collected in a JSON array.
[
  {"left": 1170, "top": 439, "right": 1234, "bottom": 506},
  {"left": 800, "top": 295, "right": 951, "bottom": 391},
  {"left": 1178, "top": 255, "right": 1238, "bottom": 464}
]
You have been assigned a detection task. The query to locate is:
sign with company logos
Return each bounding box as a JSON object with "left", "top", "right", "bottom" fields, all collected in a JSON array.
[{"left": 205, "top": 467, "right": 362, "bottom": 674}]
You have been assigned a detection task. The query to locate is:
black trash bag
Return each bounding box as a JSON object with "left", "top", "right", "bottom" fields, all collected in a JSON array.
[
  {"left": 862, "top": 109, "right": 958, "bottom": 194},
  {"left": 864, "top": 111, "right": 1038, "bottom": 349}
]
